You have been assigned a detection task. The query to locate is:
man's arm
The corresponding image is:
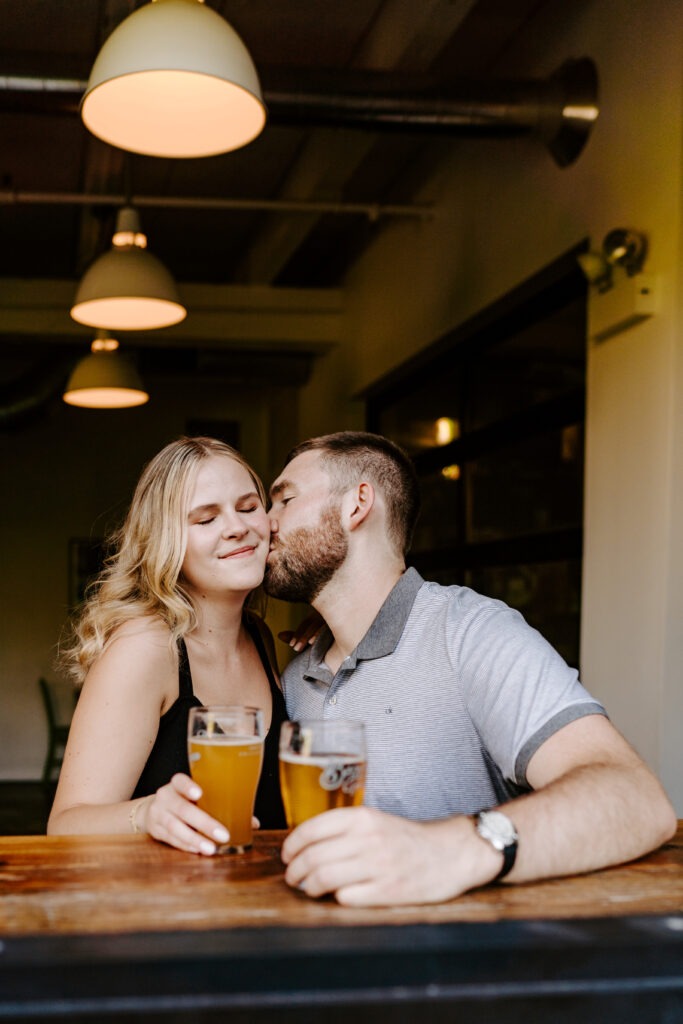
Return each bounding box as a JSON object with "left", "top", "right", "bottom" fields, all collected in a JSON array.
[
  {"left": 496, "top": 713, "right": 675, "bottom": 882},
  {"left": 280, "top": 715, "right": 677, "bottom": 906}
]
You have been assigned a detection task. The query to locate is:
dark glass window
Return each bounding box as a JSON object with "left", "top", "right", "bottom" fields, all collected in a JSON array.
[
  {"left": 375, "top": 376, "right": 462, "bottom": 457},
  {"left": 466, "top": 298, "right": 585, "bottom": 432},
  {"left": 367, "top": 248, "right": 587, "bottom": 667},
  {"left": 411, "top": 468, "right": 462, "bottom": 554},
  {"left": 466, "top": 424, "right": 584, "bottom": 544}
]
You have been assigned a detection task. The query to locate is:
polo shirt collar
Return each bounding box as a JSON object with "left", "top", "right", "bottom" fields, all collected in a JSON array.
[{"left": 302, "top": 566, "right": 424, "bottom": 682}]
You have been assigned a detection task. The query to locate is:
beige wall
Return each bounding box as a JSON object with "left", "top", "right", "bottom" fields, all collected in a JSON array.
[{"left": 300, "top": 0, "right": 683, "bottom": 809}]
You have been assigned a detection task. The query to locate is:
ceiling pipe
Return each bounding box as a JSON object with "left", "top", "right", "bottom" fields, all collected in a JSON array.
[
  {"left": 0, "top": 189, "right": 431, "bottom": 221},
  {"left": 0, "top": 58, "right": 598, "bottom": 167}
]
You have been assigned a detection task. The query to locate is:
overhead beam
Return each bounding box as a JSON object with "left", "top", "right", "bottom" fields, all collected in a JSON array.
[{"left": 0, "top": 279, "right": 342, "bottom": 352}]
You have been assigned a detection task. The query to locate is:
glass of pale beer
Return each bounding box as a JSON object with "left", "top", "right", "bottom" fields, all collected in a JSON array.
[
  {"left": 187, "top": 706, "right": 264, "bottom": 853},
  {"left": 279, "top": 720, "right": 366, "bottom": 828}
]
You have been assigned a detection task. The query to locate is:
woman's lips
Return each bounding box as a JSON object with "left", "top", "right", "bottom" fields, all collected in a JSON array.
[{"left": 219, "top": 545, "right": 257, "bottom": 559}]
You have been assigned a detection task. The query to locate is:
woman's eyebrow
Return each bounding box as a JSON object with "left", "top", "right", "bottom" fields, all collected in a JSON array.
[{"left": 187, "top": 502, "right": 220, "bottom": 518}]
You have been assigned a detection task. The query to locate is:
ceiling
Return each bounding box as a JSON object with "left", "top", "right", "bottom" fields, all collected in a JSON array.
[
  {"left": 0, "top": 0, "right": 584, "bottom": 420},
  {"left": 0, "top": 0, "right": 567, "bottom": 287}
]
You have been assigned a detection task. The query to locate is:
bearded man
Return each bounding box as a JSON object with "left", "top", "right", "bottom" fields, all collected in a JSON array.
[{"left": 264, "top": 431, "right": 675, "bottom": 907}]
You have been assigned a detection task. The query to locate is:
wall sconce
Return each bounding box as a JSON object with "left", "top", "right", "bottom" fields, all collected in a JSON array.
[
  {"left": 577, "top": 228, "right": 648, "bottom": 293},
  {"left": 578, "top": 229, "right": 661, "bottom": 343}
]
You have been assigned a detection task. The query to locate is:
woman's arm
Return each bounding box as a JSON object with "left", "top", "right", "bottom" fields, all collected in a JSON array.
[{"left": 48, "top": 621, "right": 229, "bottom": 854}]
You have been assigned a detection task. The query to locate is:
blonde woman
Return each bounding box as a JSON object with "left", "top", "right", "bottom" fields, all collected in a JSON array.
[{"left": 49, "top": 437, "right": 286, "bottom": 853}]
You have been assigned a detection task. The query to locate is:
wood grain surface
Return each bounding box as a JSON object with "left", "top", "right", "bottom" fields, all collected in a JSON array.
[{"left": 0, "top": 824, "right": 681, "bottom": 936}]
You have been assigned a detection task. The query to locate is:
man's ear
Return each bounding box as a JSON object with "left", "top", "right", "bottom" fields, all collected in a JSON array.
[{"left": 347, "top": 481, "right": 375, "bottom": 532}]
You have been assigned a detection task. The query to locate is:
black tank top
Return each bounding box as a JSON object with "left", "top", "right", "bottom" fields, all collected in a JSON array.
[{"left": 132, "top": 617, "right": 287, "bottom": 828}]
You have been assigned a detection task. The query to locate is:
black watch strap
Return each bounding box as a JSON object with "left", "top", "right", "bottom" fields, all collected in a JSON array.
[
  {"left": 494, "top": 840, "right": 517, "bottom": 880},
  {"left": 474, "top": 811, "right": 518, "bottom": 881}
]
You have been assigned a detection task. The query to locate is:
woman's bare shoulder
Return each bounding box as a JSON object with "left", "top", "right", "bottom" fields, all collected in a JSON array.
[
  {"left": 79, "top": 617, "right": 179, "bottom": 716},
  {"left": 96, "top": 617, "right": 177, "bottom": 676},
  {"left": 111, "top": 615, "right": 173, "bottom": 645}
]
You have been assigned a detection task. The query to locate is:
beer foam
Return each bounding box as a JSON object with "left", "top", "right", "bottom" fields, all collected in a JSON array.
[
  {"left": 279, "top": 752, "right": 362, "bottom": 767},
  {"left": 191, "top": 735, "right": 263, "bottom": 746}
]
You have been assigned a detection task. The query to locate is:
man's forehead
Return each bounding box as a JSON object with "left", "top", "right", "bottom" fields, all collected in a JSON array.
[{"left": 269, "top": 449, "right": 327, "bottom": 495}]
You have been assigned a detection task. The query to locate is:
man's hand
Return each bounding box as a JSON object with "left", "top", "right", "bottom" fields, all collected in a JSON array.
[
  {"left": 281, "top": 717, "right": 677, "bottom": 907},
  {"left": 281, "top": 806, "right": 502, "bottom": 906},
  {"left": 278, "top": 611, "right": 325, "bottom": 652}
]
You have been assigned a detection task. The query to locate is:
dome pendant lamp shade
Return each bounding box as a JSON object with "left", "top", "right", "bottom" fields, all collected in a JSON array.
[
  {"left": 80, "top": 0, "right": 266, "bottom": 158},
  {"left": 70, "top": 207, "right": 186, "bottom": 330},
  {"left": 63, "top": 334, "right": 149, "bottom": 409}
]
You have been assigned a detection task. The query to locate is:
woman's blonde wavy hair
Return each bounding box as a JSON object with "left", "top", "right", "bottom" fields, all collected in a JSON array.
[{"left": 60, "top": 436, "right": 267, "bottom": 684}]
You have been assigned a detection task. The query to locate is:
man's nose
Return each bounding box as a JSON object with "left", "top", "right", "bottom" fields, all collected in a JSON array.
[{"left": 269, "top": 514, "right": 279, "bottom": 534}]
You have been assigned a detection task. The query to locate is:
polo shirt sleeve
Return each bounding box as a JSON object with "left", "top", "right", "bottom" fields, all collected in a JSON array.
[{"left": 451, "top": 591, "right": 606, "bottom": 787}]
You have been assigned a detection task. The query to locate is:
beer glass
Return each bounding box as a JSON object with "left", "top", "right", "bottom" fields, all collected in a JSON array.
[
  {"left": 279, "top": 720, "right": 366, "bottom": 828},
  {"left": 187, "top": 706, "right": 264, "bottom": 853}
]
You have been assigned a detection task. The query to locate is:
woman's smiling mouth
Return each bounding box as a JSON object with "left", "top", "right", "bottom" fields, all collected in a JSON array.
[{"left": 218, "top": 545, "right": 258, "bottom": 559}]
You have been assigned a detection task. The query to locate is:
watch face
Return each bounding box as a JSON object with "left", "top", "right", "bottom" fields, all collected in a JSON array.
[{"left": 478, "top": 810, "right": 518, "bottom": 848}]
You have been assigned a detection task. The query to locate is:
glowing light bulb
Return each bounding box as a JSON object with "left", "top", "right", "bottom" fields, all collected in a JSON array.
[{"left": 435, "top": 417, "right": 459, "bottom": 445}]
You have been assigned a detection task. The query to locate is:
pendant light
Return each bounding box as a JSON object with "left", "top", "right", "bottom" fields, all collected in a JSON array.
[
  {"left": 70, "top": 206, "right": 186, "bottom": 330},
  {"left": 81, "top": 0, "right": 266, "bottom": 158},
  {"left": 63, "top": 331, "right": 149, "bottom": 409}
]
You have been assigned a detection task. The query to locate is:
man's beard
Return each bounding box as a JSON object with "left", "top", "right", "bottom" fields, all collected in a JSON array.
[{"left": 264, "top": 501, "right": 348, "bottom": 604}]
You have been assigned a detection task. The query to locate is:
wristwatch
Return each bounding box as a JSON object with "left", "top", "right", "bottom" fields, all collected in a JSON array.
[{"left": 474, "top": 809, "right": 518, "bottom": 881}]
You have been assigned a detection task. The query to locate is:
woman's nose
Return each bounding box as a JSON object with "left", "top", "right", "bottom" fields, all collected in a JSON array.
[{"left": 221, "top": 515, "right": 247, "bottom": 538}]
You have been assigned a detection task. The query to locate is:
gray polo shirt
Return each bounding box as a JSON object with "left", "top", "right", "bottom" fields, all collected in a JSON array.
[{"left": 281, "top": 568, "right": 606, "bottom": 820}]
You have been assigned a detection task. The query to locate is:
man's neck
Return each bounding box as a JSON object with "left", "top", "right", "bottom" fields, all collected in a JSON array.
[{"left": 314, "top": 560, "right": 405, "bottom": 675}]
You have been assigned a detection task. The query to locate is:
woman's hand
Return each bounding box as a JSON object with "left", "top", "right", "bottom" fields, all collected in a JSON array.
[
  {"left": 278, "top": 611, "right": 325, "bottom": 652},
  {"left": 141, "top": 773, "right": 230, "bottom": 855}
]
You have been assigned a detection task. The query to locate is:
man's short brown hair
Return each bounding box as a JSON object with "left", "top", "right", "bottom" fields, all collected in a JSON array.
[{"left": 285, "top": 431, "right": 421, "bottom": 556}]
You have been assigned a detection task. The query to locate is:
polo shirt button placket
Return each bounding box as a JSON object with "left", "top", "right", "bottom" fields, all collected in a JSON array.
[{"left": 328, "top": 694, "right": 337, "bottom": 706}]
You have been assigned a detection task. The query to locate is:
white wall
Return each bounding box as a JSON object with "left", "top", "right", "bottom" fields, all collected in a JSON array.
[{"left": 300, "top": 0, "right": 683, "bottom": 808}]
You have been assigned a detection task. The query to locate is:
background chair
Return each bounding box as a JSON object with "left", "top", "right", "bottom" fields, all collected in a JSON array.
[{"left": 39, "top": 678, "right": 76, "bottom": 786}]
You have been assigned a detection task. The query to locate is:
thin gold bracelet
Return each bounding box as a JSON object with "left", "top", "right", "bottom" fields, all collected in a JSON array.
[{"left": 128, "top": 797, "right": 149, "bottom": 835}]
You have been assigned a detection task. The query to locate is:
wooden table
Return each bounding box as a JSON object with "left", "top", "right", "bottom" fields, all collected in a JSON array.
[{"left": 1, "top": 826, "right": 682, "bottom": 1023}]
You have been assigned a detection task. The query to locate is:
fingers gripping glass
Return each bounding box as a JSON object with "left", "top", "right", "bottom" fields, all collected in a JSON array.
[
  {"left": 279, "top": 720, "right": 366, "bottom": 828},
  {"left": 188, "top": 706, "right": 264, "bottom": 853}
]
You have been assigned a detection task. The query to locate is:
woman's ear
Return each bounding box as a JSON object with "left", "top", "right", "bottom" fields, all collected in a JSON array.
[{"left": 348, "top": 481, "right": 375, "bottom": 532}]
